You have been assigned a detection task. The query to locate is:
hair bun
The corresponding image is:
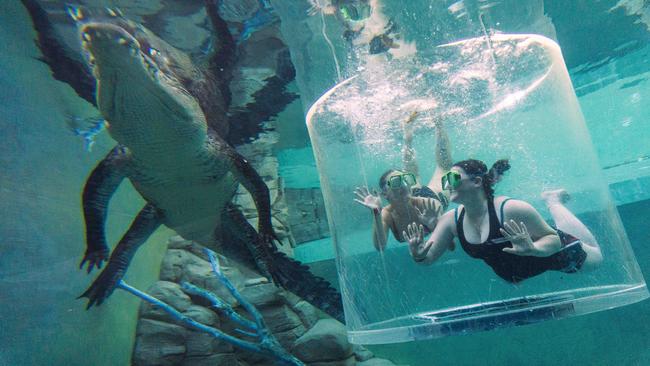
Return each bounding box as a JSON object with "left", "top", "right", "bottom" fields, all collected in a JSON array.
[
  {"left": 492, "top": 159, "right": 511, "bottom": 175},
  {"left": 488, "top": 159, "right": 510, "bottom": 184}
]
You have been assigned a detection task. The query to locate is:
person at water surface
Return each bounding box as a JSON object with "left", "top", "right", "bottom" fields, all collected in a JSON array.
[
  {"left": 403, "top": 159, "right": 603, "bottom": 283},
  {"left": 354, "top": 112, "right": 454, "bottom": 251}
]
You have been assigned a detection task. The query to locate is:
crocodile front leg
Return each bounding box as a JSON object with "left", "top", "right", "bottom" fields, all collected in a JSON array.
[
  {"left": 80, "top": 146, "right": 128, "bottom": 273},
  {"left": 215, "top": 136, "right": 278, "bottom": 247},
  {"left": 80, "top": 203, "right": 162, "bottom": 309}
]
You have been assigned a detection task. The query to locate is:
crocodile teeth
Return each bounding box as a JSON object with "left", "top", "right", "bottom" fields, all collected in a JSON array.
[
  {"left": 105, "top": 7, "right": 123, "bottom": 17},
  {"left": 118, "top": 38, "right": 128, "bottom": 45},
  {"left": 82, "top": 32, "right": 91, "bottom": 41},
  {"left": 131, "top": 47, "right": 139, "bottom": 56},
  {"left": 67, "top": 6, "right": 84, "bottom": 22}
]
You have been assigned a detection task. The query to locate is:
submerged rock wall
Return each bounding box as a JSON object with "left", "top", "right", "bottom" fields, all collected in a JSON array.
[
  {"left": 285, "top": 187, "right": 331, "bottom": 244},
  {"left": 131, "top": 237, "right": 399, "bottom": 366}
]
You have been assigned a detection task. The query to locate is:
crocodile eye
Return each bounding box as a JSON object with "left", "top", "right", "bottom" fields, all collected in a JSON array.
[{"left": 149, "top": 48, "right": 159, "bottom": 57}]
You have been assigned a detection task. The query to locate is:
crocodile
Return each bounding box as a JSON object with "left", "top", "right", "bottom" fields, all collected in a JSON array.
[{"left": 21, "top": 1, "right": 344, "bottom": 321}]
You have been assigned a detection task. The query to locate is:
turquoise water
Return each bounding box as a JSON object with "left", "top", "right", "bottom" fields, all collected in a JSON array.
[
  {"left": 369, "top": 199, "right": 650, "bottom": 365},
  {"left": 303, "top": 199, "right": 650, "bottom": 365},
  {"left": 1, "top": 0, "right": 649, "bottom": 365}
]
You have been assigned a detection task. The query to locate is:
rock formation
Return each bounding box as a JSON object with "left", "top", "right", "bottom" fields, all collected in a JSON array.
[{"left": 131, "top": 237, "right": 399, "bottom": 366}]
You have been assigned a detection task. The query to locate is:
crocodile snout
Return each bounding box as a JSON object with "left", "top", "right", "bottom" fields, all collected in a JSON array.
[{"left": 80, "top": 23, "right": 140, "bottom": 65}]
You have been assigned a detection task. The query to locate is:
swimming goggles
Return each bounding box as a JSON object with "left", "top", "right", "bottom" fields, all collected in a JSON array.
[
  {"left": 386, "top": 172, "right": 416, "bottom": 190},
  {"left": 339, "top": 3, "right": 371, "bottom": 22},
  {"left": 441, "top": 171, "right": 464, "bottom": 190}
]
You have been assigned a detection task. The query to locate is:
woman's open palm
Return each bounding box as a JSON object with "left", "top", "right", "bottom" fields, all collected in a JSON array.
[
  {"left": 404, "top": 223, "right": 432, "bottom": 261},
  {"left": 415, "top": 198, "right": 441, "bottom": 230},
  {"left": 500, "top": 220, "right": 536, "bottom": 256},
  {"left": 354, "top": 186, "right": 381, "bottom": 211}
]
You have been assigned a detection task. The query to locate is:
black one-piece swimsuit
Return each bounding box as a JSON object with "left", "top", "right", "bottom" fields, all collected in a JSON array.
[{"left": 455, "top": 198, "right": 588, "bottom": 283}]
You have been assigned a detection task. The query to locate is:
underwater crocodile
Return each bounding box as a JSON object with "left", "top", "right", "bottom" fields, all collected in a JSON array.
[{"left": 21, "top": 0, "right": 344, "bottom": 321}]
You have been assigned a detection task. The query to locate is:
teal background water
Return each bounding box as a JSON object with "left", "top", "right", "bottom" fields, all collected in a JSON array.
[
  {"left": 370, "top": 199, "right": 650, "bottom": 365},
  {"left": 0, "top": 0, "right": 648, "bottom": 365},
  {"left": 297, "top": 199, "right": 650, "bottom": 364}
]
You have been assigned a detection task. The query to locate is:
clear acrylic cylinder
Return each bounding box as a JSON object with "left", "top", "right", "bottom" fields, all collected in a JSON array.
[{"left": 306, "top": 33, "right": 648, "bottom": 344}]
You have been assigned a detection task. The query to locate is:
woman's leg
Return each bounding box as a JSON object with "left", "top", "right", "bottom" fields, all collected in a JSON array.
[
  {"left": 427, "top": 120, "right": 453, "bottom": 193},
  {"left": 402, "top": 112, "right": 421, "bottom": 181},
  {"left": 541, "top": 189, "right": 603, "bottom": 270}
]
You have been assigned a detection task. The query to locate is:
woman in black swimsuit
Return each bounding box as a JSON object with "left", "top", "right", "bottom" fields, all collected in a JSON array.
[{"left": 403, "top": 159, "right": 603, "bottom": 283}]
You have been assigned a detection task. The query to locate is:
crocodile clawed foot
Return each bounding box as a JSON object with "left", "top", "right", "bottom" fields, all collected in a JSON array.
[
  {"left": 253, "top": 236, "right": 285, "bottom": 286},
  {"left": 250, "top": 254, "right": 278, "bottom": 286},
  {"left": 79, "top": 264, "right": 124, "bottom": 309},
  {"left": 260, "top": 227, "right": 282, "bottom": 249},
  {"left": 79, "top": 246, "right": 110, "bottom": 273}
]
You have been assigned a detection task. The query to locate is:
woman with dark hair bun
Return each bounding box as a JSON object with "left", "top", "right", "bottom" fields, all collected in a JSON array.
[{"left": 404, "top": 159, "right": 603, "bottom": 283}]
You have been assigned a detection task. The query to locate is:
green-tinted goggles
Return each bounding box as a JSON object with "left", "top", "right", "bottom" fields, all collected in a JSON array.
[
  {"left": 386, "top": 173, "right": 416, "bottom": 190},
  {"left": 339, "top": 4, "right": 370, "bottom": 21},
  {"left": 441, "top": 171, "right": 463, "bottom": 190}
]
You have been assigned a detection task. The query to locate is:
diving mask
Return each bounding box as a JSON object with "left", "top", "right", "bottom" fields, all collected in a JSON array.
[
  {"left": 386, "top": 172, "right": 416, "bottom": 190},
  {"left": 441, "top": 171, "right": 463, "bottom": 190},
  {"left": 339, "top": 3, "right": 371, "bottom": 22}
]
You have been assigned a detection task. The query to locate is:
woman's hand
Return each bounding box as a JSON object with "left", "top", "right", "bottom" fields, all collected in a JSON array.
[
  {"left": 354, "top": 186, "right": 382, "bottom": 212},
  {"left": 500, "top": 220, "right": 538, "bottom": 256},
  {"left": 404, "top": 223, "right": 432, "bottom": 262},
  {"left": 415, "top": 198, "right": 441, "bottom": 230}
]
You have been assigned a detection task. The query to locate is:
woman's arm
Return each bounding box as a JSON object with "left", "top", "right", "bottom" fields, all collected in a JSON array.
[
  {"left": 427, "top": 120, "right": 453, "bottom": 192},
  {"left": 501, "top": 200, "right": 562, "bottom": 257},
  {"left": 354, "top": 187, "right": 391, "bottom": 251},
  {"left": 372, "top": 208, "right": 391, "bottom": 251},
  {"left": 434, "top": 121, "right": 453, "bottom": 171},
  {"left": 402, "top": 111, "right": 421, "bottom": 181}
]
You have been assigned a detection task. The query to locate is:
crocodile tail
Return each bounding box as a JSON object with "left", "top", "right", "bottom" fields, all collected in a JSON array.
[
  {"left": 265, "top": 246, "right": 344, "bottom": 323},
  {"left": 222, "top": 204, "right": 344, "bottom": 322}
]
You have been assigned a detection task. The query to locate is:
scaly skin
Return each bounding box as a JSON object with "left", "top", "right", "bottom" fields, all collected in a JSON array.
[
  {"left": 77, "top": 17, "right": 277, "bottom": 306},
  {"left": 62, "top": 7, "right": 344, "bottom": 320}
]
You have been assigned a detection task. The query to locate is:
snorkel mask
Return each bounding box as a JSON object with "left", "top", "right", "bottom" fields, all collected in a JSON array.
[
  {"left": 441, "top": 171, "right": 463, "bottom": 190},
  {"left": 385, "top": 172, "right": 416, "bottom": 190},
  {"left": 339, "top": 2, "right": 371, "bottom": 22}
]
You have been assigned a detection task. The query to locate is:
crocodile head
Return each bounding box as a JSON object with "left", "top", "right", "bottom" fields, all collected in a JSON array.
[{"left": 76, "top": 10, "right": 210, "bottom": 150}]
